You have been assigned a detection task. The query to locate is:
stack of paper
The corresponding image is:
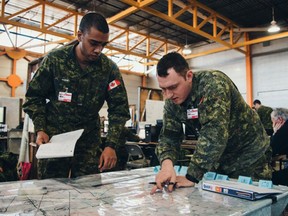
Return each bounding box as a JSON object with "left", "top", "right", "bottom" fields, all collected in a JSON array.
[{"left": 35, "top": 129, "right": 84, "bottom": 159}]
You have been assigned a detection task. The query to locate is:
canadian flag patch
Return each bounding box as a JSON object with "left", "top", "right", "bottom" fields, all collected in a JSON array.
[{"left": 108, "top": 79, "right": 121, "bottom": 91}]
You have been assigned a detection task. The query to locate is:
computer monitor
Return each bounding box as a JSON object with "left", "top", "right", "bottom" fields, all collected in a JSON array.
[
  {"left": 0, "top": 106, "right": 6, "bottom": 124},
  {"left": 144, "top": 120, "right": 163, "bottom": 142}
]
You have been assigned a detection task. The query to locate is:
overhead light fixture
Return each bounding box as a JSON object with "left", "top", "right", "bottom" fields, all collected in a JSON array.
[
  {"left": 183, "top": 44, "right": 192, "bottom": 55},
  {"left": 182, "top": 34, "right": 192, "bottom": 55},
  {"left": 268, "top": 7, "right": 280, "bottom": 33}
]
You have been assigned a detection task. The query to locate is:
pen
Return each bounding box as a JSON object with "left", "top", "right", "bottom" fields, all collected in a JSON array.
[{"left": 149, "top": 182, "right": 176, "bottom": 185}]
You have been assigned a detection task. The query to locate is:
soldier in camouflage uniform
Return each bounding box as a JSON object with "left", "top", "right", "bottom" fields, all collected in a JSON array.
[
  {"left": 0, "top": 152, "right": 18, "bottom": 182},
  {"left": 23, "top": 12, "right": 130, "bottom": 179},
  {"left": 151, "top": 52, "right": 272, "bottom": 194},
  {"left": 253, "top": 99, "right": 274, "bottom": 136}
]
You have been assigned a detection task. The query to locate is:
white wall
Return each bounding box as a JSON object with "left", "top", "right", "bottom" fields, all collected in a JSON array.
[
  {"left": 122, "top": 73, "right": 142, "bottom": 106},
  {"left": 252, "top": 38, "right": 288, "bottom": 108},
  {"left": 189, "top": 43, "right": 247, "bottom": 98}
]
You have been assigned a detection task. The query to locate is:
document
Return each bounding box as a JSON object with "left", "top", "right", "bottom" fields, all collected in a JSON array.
[
  {"left": 202, "top": 180, "right": 283, "bottom": 200},
  {"left": 36, "top": 129, "right": 84, "bottom": 159}
]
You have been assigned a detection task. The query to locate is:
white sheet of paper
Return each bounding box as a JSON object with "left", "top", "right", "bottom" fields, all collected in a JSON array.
[{"left": 36, "top": 129, "right": 84, "bottom": 159}]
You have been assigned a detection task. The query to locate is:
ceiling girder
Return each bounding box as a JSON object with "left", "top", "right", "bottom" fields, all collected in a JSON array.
[
  {"left": 0, "top": 0, "right": 181, "bottom": 65},
  {"left": 0, "top": 0, "right": 286, "bottom": 69},
  {"left": 121, "top": 0, "right": 247, "bottom": 54}
]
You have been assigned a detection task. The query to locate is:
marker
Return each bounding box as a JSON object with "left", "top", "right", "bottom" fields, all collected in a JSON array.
[{"left": 149, "top": 182, "right": 176, "bottom": 185}]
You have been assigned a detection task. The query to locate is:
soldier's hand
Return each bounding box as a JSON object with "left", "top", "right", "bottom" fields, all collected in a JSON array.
[
  {"left": 150, "top": 159, "right": 176, "bottom": 194},
  {"left": 98, "top": 147, "right": 117, "bottom": 172},
  {"left": 175, "top": 176, "right": 195, "bottom": 188},
  {"left": 36, "top": 131, "right": 49, "bottom": 145}
]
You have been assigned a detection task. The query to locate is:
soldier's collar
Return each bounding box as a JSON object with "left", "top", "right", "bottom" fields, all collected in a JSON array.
[{"left": 180, "top": 75, "right": 198, "bottom": 108}]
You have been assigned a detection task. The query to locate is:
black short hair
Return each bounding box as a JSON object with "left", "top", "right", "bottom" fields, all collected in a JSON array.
[
  {"left": 157, "top": 52, "right": 189, "bottom": 77},
  {"left": 253, "top": 99, "right": 261, "bottom": 105},
  {"left": 79, "top": 12, "right": 109, "bottom": 34}
]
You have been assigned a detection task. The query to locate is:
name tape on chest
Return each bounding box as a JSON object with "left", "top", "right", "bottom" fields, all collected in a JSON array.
[
  {"left": 187, "top": 108, "right": 198, "bottom": 119},
  {"left": 58, "top": 92, "right": 72, "bottom": 102}
]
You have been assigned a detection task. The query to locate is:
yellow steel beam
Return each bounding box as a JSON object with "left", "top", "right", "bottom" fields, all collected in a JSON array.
[
  {"left": 122, "top": 0, "right": 248, "bottom": 54},
  {"left": 142, "top": 6, "right": 232, "bottom": 48},
  {"left": 184, "top": 31, "right": 288, "bottom": 59},
  {"left": 105, "top": 44, "right": 159, "bottom": 61},
  {"left": 107, "top": 6, "right": 138, "bottom": 23},
  {"left": 232, "top": 31, "right": 288, "bottom": 48},
  {"left": 44, "top": 13, "right": 75, "bottom": 30},
  {"left": 110, "top": 0, "right": 156, "bottom": 23},
  {"left": 0, "top": 45, "right": 42, "bottom": 58},
  {"left": 0, "top": 16, "right": 75, "bottom": 40},
  {"left": 0, "top": 0, "right": 181, "bottom": 62},
  {"left": 21, "top": 39, "right": 69, "bottom": 49},
  {"left": 120, "top": 69, "right": 145, "bottom": 76},
  {"left": 0, "top": 0, "right": 287, "bottom": 65},
  {"left": 5, "top": 3, "right": 42, "bottom": 20}
]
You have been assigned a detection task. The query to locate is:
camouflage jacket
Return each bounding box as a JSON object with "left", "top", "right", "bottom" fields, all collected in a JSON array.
[
  {"left": 23, "top": 43, "right": 130, "bottom": 149},
  {"left": 257, "top": 105, "right": 273, "bottom": 130},
  {"left": 156, "top": 70, "right": 271, "bottom": 181}
]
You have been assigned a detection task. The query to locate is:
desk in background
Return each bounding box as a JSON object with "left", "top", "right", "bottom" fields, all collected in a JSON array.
[
  {"left": 126, "top": 140, "right": 197, "bottom": 166},
  {"left": 127, "top": 139, "right": 198, "bottom": 150},
  {"left": 0, "top": 167, "right": 287, "bottom": 215}
]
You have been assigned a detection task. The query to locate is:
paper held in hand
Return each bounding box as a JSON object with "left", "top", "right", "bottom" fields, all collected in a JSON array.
[{"left": 36, "top": 129, "right": 84, "bottom": 159}]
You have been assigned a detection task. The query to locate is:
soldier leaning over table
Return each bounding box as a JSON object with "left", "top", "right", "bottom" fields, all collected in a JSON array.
[{"left": 150, "top": 52, "right": 272, "bottom": 194}]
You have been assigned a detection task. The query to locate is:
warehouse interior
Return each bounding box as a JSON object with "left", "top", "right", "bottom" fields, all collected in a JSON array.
[{"left": 0, "top": 2, "right": 288, "bottom": 214}]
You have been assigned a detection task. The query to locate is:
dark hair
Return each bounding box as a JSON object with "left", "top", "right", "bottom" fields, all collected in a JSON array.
[
  {"left": 253, "top": 99, "right": 261, "bottom": 105},
  {"left": 157, "top": 52, "right": 189, "bottom": 77},
  {"left": 79, "top": 12, "right": 109, "bottom": 34}
]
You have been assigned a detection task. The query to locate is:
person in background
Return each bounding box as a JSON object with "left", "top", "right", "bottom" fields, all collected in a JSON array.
[
  {"left": 23, "top": 12, "right": 130, "bottom": 179},
  {"left": 253, "top": 99, "right": 273, "bottom": 136},
  {"left": 151, "top": 52, "right": 272, "bottom": 194},
  {"left": 270, "top": 108, "right": 288, "bottom": 186}
]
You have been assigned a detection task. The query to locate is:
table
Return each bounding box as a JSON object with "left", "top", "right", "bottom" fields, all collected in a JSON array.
[{"left": 0, "top": 167, "right": 287, "bottom": 215}]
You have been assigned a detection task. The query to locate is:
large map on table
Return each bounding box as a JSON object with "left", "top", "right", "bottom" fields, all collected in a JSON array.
[{"left": 0, "top": 168, "right": 287, "bottom": 215}]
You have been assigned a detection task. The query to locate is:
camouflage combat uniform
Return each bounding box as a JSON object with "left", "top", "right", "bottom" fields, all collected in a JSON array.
[
  {"left": 0, "top": 152, "right": 18, "bottom": 182},
  {"left": 156, "top": 70, "right": 272, "bottom": 182},
  {"left": 23, "top": 43, "right": 130, "bottom": 179},
  {"left": 256, "top": 105, "right": 273, "bottom": 132}
]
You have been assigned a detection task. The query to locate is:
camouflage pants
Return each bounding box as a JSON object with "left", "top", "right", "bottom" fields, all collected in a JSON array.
[
  {"left": 38, "top": 144, "right": 102, "bottom": 179},
  {"left": 0, "top": 152, "right": 18, "bottom": 182}
]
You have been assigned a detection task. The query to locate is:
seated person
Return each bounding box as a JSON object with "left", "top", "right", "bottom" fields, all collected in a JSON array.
[{"left": 270, "top": 108, "right": 288, "bottom": 186}]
